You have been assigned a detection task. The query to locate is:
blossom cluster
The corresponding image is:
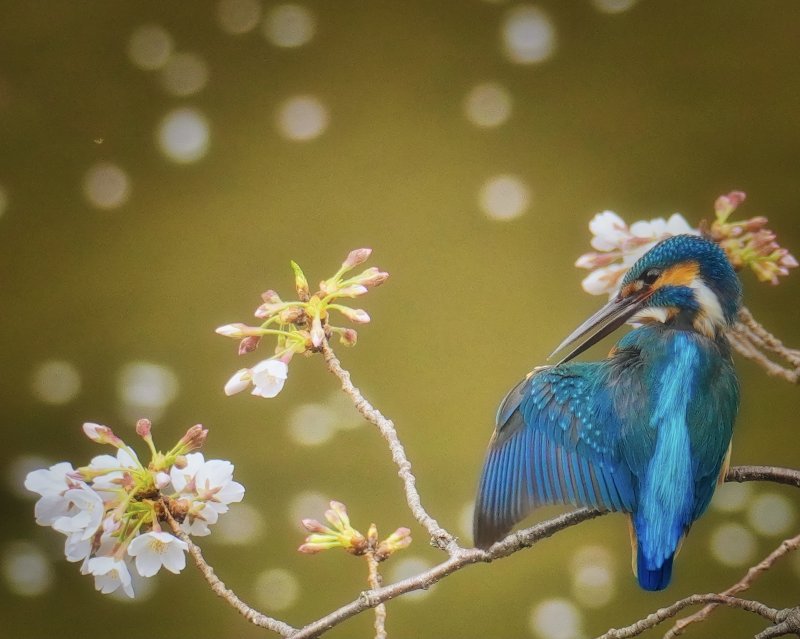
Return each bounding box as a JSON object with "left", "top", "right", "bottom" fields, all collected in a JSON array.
[
  {"left": 707, "top": 191, "right": 798, "bottom": 284},
  {"left": 217, "top": 248, "right": 388, "bottom": 399},
  {"left": 25, "top": 420, "right": 243, "bottom": 598},
  {"left": 575, "top": 211, "right": 696, "bottom": 297},
  {"left": 298, "top": 500, "right": 411, "bottom": 561},
  {"left": 576, "top": 191, "right": 797, "bottom": 297}
]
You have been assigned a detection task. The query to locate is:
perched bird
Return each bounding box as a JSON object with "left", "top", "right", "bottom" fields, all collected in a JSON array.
[{"left": 473, "top": 234, "right": 742, "bottom": 591}]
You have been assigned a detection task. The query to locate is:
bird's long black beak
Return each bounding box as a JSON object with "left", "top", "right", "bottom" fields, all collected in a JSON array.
[{"left": 548, "top": 291, "right": 649, "bottom": 365}]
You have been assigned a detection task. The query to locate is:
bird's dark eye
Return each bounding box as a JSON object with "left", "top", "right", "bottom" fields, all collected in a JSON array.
[{"left": 641, "top": 268, "right": 661, "bottom": 285}]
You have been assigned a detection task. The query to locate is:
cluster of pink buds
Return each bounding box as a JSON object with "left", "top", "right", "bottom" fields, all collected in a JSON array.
[
  {"left": 707, "top": 191, "right": 798, "bottom": 284},
  {"left": 25, "top": 419, "right": 243, "bottom": 598},
  {"left": 298, "top": 500, "right": 411, "bottom": 561},
  {"left": 217, "top": 248, "right": 388, "bottom": 398}
]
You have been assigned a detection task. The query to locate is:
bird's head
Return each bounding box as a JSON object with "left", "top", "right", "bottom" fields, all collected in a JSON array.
[{"left": 552, "top": 234, "right": 742, "bottom": 364}]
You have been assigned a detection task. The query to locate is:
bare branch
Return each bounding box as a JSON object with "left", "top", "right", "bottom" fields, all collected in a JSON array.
[
  {"left": 162, "top": 503, "right": 297, "bottom": 637},
  {"left": 366, "top": 553, "right": 387, "bottom": 639},
  {"left": 755, "top": 607, "right": 800, "bottom": 639},
  {"left": 321, "top": 340, "right": 457, "bottom": 552},
  {"left": 729, "top": 307, "right": 799, "bottom": 383},
  {"left": 666, "top": 533, "right": 800, "bottom": 638},
  {"left": 726, "top": 465, "right": 800, "bottom": 488},
  {"left": 288, "top": 467, "right": 796, "bottom": 638},
  {"left": 594, "top": 593, "right": 781, "bottom": 639}
]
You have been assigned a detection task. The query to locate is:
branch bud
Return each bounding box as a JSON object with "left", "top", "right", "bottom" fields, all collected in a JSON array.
[
  {"left": 238, "top": 336, "right": 261, "bottom": 355},
  {"left": 290, "top": 260, "right": 310, "bottom": 300},
  {"left": 342, "top": 248, "right": 372, "bottom": 271},
  {"left": 135, "top": 419, "right": 152, "bottom": 439},
  {"left": 82, "top": 422, "right": 125, "bottom": 448},
  {"left": 177, "top": 424, "right": 208, "bottom": 453}
]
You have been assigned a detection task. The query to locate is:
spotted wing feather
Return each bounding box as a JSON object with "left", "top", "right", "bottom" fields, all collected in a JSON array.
[{"left": 474, "top": 364, "right": 635, "bottom": 548}]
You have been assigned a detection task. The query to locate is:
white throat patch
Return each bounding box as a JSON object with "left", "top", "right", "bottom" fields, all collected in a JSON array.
[
  {"left": 627, "top": 279, "right": 726, "bottom": 337},
  {"left": 690, "top": 278, "right": 725, "bottom": 336}
]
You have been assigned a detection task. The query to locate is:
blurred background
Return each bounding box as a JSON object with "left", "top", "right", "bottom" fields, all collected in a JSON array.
[{"left": 1, "top": 1, "right": 799, "bottom": 637}]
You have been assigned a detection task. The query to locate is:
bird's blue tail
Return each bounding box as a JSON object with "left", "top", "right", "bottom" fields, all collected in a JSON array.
[{"left": 637, "top": 546, "right": 673, "bottom": 591}]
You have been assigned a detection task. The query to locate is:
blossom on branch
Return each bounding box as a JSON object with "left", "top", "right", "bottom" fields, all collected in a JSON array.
[
  {"left": 707, "top": 191, "right": 798, "bottom": 284},
  {"left": 576, "top": 193, "right": 796, "bottom": 296},
  {"left": 577, "top": 211, "right": 697, "bottom": 297},
  {"left": 298, "top": 500, "right": 411, "bottom": 562},
  {"left": 224, "top": 359, "right": 289, "bottom": 397},
  {"left": 216, "top": 248, "right": 388, "bottom": 398},
  {"left": 25, "top": 420, "right": 244, "bottom": 598}
]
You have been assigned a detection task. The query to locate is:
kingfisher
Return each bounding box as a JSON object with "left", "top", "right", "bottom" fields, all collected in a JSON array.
[{"left": 473, "top": 234, "right": 742, "bottom": 591}]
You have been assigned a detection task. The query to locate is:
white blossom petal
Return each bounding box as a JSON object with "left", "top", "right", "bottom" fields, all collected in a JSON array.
[
  {"left": 589, "top": 210, "right": 628, "bottom": 251},
  {"left": 181, "top": 502, "right": 218, "bottom": 536},
  {"left": 52, "top": 488, "right": 105, "bottom": 540},
  {"left": 249, "top": 359, "right": 288, "bottom": 398},
  {"left": 581, "top": 265, "right": 627, "bottom": 296},
  {"left": 224, "top": 368, "right": 251, "bottom": 396},
  {"left": 666, "top": 213, "right": 697, "bottom": 235},
  {"left": 88, "top": 556, "right": 134, "bottom": 598},
  {"left": 629, "top": 220, "right": 655, "bottom": 238},
  {"left": 64, "top": 532, "right": 92, "bottom": 563},
  {"left": 24, "top": 462, "right": 76, "bottom": 498},
  {"left": 170, "top": 452, "right": 205, "bottom": 493},
  {"left": 127, "top": 531, "right": 188, "bottom": 577}
]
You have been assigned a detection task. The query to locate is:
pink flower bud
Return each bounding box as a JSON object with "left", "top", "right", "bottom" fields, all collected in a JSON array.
[
  {"left": 325, "top": 501, "right": 351, "bottom": 529},
  {"left": 216, "top": 323, "right": 264, "bottom": 338},
  {"left": 353, "top": 267, "right": 389, "bottom": 288},
  {"left": 336, "top": 285, "right": 368, "bottom": 298},
  {"left": 155, "top": 471, "right": 171, "bottom": 489},
  {"left": 82, "top": 422, "right": 124, "bottom": 448},
  {"left": 781, "top": 252, "right": 799, "bottom": 268},
  {"left": 310, "top": 315, "right": 325, "bottom": 348},
  {"left": 238, "top": 336, "right": 261, "bottom": 355},
  {"left": 338, "top": 307, "right": 371, "bottom": 324},
  {"left": 376, "top": 527, "right": 412, "bottom": 559},
  {"left": 338, "top": 328, "right": 358, "bottom": 347},
  {"left": 261, "top": 290, "right": 281, "bottom": 304},
  {"left": 714, "top": 191, "right": 746, "bottom": 220},
  {"left": 135, "top": 419, "right": 152, "bottom": 439},
  {"left": 178, "top": 424, "right": 208, "bottom": 452},
  {"left": 343, "top": 248, "right": 372, "bottom": 270},
  {"left": 301, "top": 518, "right": 330, "bottom": 534},
  {"left": 298, "top": 543, "right": 326, "bottom": 554}
]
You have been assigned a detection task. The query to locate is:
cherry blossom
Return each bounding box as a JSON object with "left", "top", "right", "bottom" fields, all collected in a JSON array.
[{"left": 128, "top": 531, "right": 188, "bottom": 577}]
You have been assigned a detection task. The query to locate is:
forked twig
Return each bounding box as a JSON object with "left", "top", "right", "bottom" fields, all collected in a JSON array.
[{"left": 665, "top": 533, "right": 800, "bottom": 638}]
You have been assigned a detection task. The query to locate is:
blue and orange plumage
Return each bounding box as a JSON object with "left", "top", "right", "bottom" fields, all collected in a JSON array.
[{"left": 474, "top": 234, "right": 741, "bottom": 590}]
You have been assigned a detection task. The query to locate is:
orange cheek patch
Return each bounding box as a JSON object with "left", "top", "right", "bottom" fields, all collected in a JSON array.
[{"left": 657, "top": 261, "right": 699, "bottom": 288}]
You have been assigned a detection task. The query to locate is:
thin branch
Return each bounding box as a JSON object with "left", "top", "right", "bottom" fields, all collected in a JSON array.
[
  {"left": 665, "top": 533, "right": 800, "bottom": 638},
  {"left": 320, "top": 340, "right": 457, "bottom": 552},
  {"left": 366, "top": 553, "right": 387, "bottom": 639},
  {"left": 738, "top": 307, "right": 800, "bottom": 367},
  {"left": 727, "top": 465, "right": 800, "bottom": 488},
  {"left": 594, "top": 593, "right": 781, "bottom": 639},
  {"left": 162, "top": 503, "right": 297, "bottom": 637},
  {"left": 289, "top": 468, "right": 798, "bottom": 639},
  {"left": 729, "top": 307, "right": 799, "bottom": 383}
]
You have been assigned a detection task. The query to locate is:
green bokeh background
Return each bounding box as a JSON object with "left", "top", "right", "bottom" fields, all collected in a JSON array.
[{"left": 1, "top": 1, "right": 799, "bottom": 637}]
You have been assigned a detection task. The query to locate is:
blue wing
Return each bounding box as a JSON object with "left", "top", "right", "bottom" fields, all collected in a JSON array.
[{"left": 473, "top": 363, "right": 637, "bottom": 548}]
